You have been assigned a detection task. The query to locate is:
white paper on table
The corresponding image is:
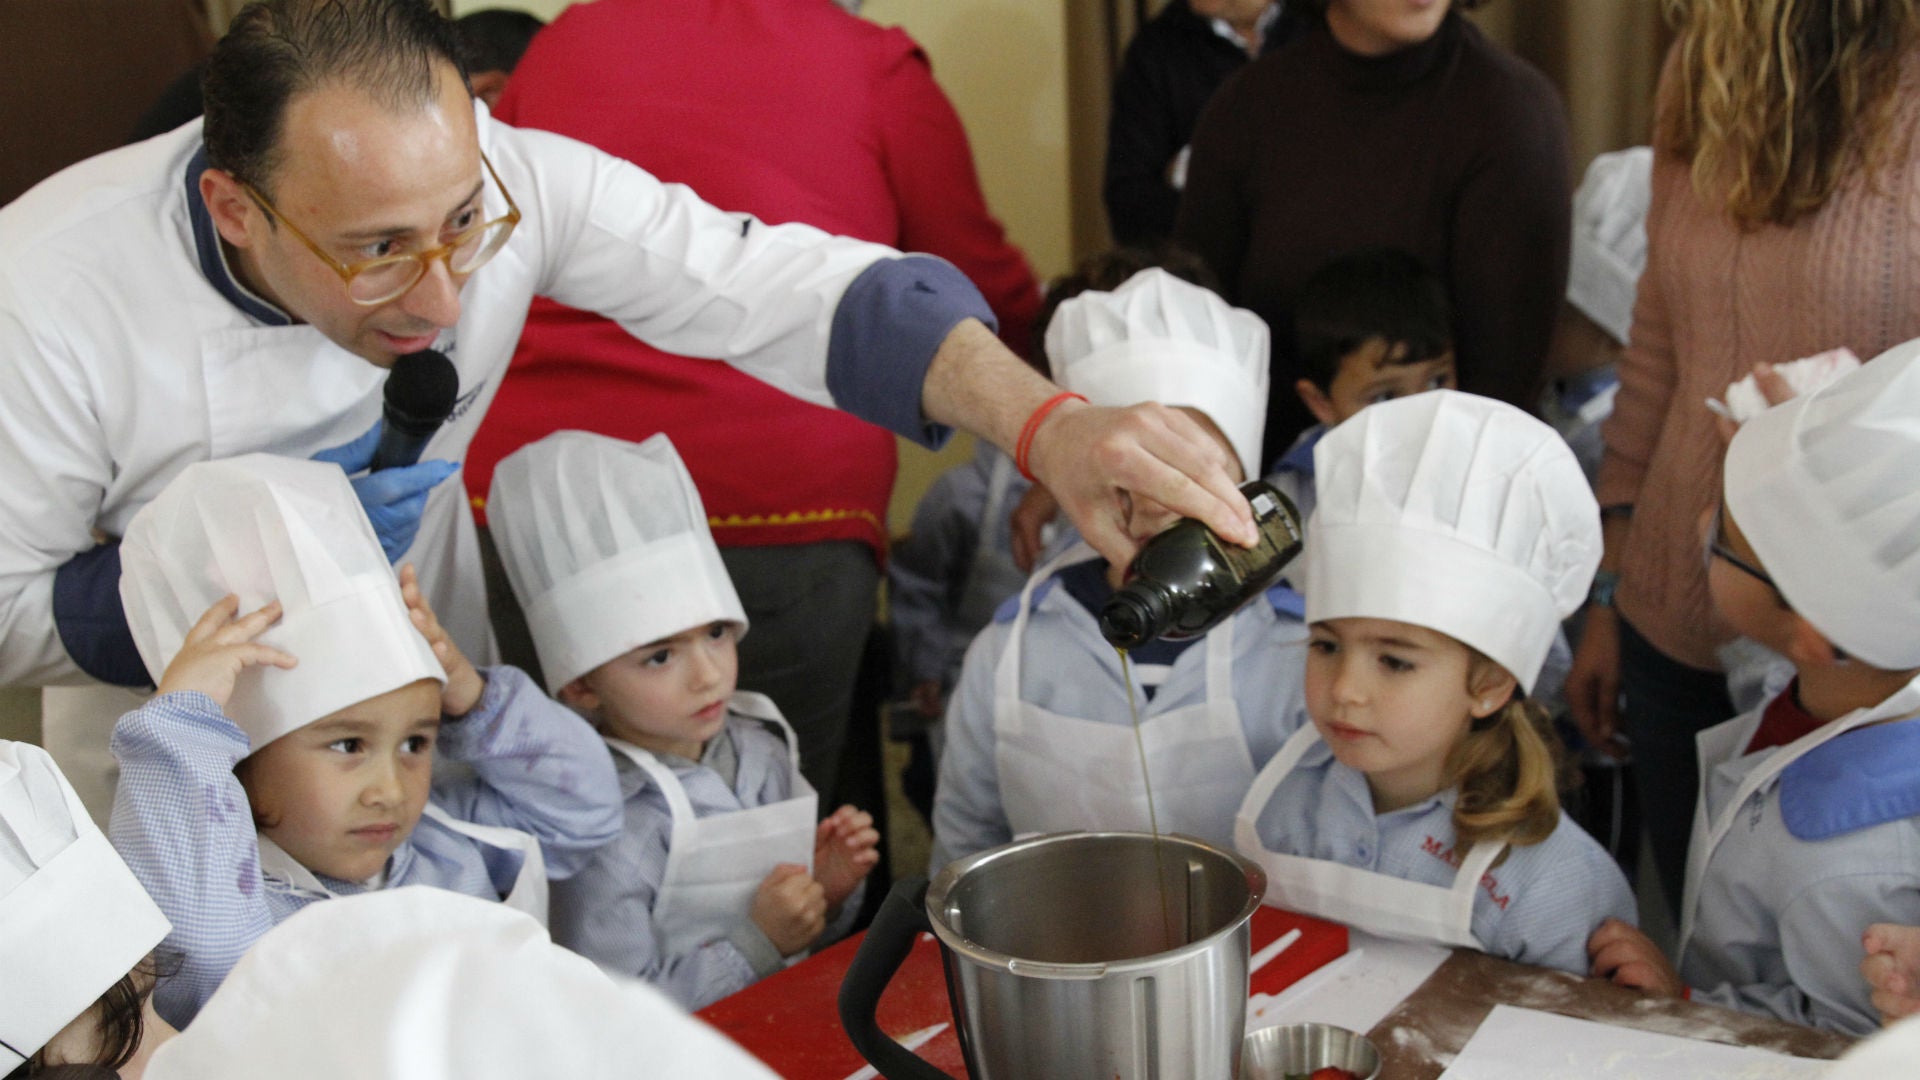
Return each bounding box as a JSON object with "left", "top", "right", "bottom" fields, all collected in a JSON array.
[
  {"left": 1437, "top": 1006, "right": 1832, "bottom": 1080},
  {"left": 1246, "top": 929, "right": 1449, "bottom": 1035}
]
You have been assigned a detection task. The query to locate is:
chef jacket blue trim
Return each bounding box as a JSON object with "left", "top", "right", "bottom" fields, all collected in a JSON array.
[
  {"left": 827, "top": 255, "right": 993, "bottom": 449},
  {"left": 51, "top": 544, "right": 151, "bottom": 687},
  {"left": 185, "top": 144, "right": 293, "bottom": 327},
  {"left": 1266, "top": 583, "right": 1306, "bottom": 620},
  {"left": 1779, "top": 718, "right": 1920, "bottom": 841}
]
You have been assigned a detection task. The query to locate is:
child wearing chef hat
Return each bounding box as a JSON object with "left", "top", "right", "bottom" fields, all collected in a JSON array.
[
  {"left": 928, "top": 267, "right": 1311, "bottom": 870},
  {"left": 144, "top": 888, "right": 780, "bottom": 1080},
  {"left": 1542, "top": 146, "right": 1650, "bottom": 483},
  {"left": 1235, "top": 390, "right": 1636, "bottom": 976},
  {"left": 109, "top": 454, "right": 623, "bottom": 1028},
  {"left": 486, "top": 431, "right": 879, "bottom": 1009},
  {"left": 0, "top": 740, "right": 174, "bottom": 1075},
  {"left": 1589, "top": 340, "right": 1920, "bottom": 1035}
]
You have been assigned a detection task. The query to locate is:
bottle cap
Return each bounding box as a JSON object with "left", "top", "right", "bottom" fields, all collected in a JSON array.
[{"left": 1099, "top": 585, "right": 1168, "bottom": 649}]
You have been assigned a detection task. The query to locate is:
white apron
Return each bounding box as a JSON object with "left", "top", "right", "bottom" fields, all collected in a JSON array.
[
  {"left": 1234, "top": 724, "right": 1503, "bottom": 950},
  {"left": 1677, "top": 681, "right": 1920, "bottom": 961},
  {"left": 952, "top": 450, "right": 1026, "bottom": 634},
  {"left": 608, "top": 692, "right": 818, "bottom": 954},
  {"left": 993, "top": 542, "right": 1257, "bottom": 849},
  {"left": 257, "top": 801, "right": 549, "bottom": 925}
]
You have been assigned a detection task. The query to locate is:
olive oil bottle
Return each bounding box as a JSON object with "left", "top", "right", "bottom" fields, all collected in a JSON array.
[{"left": 1099, "top": 480, "right": 1305, "bottom": 649}]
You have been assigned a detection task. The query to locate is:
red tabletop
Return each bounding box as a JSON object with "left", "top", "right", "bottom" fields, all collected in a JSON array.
[{"left": 697, "top": 905, "right": 1349, "bottom": 1079}]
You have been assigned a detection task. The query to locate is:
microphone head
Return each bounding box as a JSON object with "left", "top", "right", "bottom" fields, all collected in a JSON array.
[{"left": 384, "top": 349, "right": 460, "bottom": 433}]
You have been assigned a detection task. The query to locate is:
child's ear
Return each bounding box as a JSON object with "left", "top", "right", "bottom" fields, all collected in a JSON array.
[
  {"left": 1467, "top": 666, "right": 1519, "bottom": 719},
  {"left": 1295, "top": 379, "right": 1339, "bottom": 429},
  {"left": 557, "top": 677, "right": 599, "bottom": 713},
  {"left": 1782, "top": 614, "right": 1846, "bottom": 668}
]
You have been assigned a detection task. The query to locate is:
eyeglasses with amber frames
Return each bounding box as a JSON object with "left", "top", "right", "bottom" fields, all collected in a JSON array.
[{"left": 241, "top": 150, "right": 521, "bottom": 306}]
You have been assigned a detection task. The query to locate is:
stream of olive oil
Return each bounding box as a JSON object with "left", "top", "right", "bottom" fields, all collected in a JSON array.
[{"left": 1118, "top": 646, "right": 1176, "bottom": 949}]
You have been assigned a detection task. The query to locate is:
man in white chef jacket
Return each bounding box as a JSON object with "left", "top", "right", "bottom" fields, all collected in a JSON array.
[{"left": 0, "top": 0, "right": 1252, "bottom": 823}]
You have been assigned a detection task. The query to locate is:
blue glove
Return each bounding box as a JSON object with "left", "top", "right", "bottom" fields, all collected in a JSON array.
[{"left": 313, "top": 422, "right": 460, "bottom": 562}]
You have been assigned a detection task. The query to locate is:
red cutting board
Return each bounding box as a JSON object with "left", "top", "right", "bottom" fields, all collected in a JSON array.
[{"left": 697, "top": 903, "right": 1347, "bottom": 1079}]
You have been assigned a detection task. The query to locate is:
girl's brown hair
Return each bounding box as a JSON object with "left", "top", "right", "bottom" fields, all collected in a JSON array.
[
  {"left": 1662, "top": 0, "right": 1920, "bottom": 227},
  {"left": 5, "top": 952, "right": 175, "bottom": 1079},
  {"left": 1443, "top": 652, "right": 1567, "bottom": 851}
]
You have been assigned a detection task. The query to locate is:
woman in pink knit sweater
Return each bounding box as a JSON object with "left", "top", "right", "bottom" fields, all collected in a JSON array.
[{"left": 1567, "top": 0, "right": 1920, "bottom": 916}]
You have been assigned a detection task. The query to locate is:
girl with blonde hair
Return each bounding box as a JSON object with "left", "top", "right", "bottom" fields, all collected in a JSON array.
[
  {"left": 1235, "top": 391, "right": 1635, "bottom": 976},
  {"left": 1569, "top": 0, "right": 1920, "bottom": 915}
]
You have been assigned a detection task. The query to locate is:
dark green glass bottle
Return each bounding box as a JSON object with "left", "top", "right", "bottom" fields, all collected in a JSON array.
[{"left": 1098, "top": 480, "right": 1305, "bottom": 648}]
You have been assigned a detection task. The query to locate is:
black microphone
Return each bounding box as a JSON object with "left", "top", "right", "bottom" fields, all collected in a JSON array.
[{"left": 369, "top": 349, "right": 460, "bottom": 472}]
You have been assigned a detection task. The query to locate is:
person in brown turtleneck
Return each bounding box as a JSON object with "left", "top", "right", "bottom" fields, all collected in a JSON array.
[{"left": 1174, "top": 0, "right": 1570, "bottom": 467}]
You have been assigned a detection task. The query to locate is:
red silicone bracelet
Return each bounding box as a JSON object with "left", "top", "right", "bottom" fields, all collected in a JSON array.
[{"left": 1014, "top": 391, "right": 1086, "bottom": 483}]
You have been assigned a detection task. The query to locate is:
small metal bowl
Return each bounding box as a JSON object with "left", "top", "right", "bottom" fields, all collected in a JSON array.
[{"left": 1240, "top": 1022, "right": 1383, "bottom": 1080}]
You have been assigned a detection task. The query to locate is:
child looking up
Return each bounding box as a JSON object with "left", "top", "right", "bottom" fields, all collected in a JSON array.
[
  {"left": 488, "top": 432, "right": 879, "bottom": 1009},
  {"left": 1589, "top": 341, "right": 1920, "bottom": 1034},
  {"left": 1268, "top": 247, "right": 1457, "bottom": 522},
  {"left": 930, "top": 267, "right": 1305, "bottom": 870},
  {"left": 110, "top": 455, "right": 623, "bottom": 1027},
  {"left": 1237, "top": 391, "right": 1635, "bottom": 975}
]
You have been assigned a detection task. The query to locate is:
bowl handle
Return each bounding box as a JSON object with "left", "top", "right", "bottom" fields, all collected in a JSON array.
[{"left": 837, "top": 876, "right": 958, "bottom": 1080}]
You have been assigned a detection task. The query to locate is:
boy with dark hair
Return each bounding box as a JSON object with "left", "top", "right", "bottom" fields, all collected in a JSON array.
[{"left": 1268, "top": 247, "right": 1457, "bottom": 521}]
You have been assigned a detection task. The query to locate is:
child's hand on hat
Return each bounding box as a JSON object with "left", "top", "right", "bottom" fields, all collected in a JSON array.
[
  {"left": 400, "top": 564, "right": 482, "bottom": 718},
  {"left": 156, "top": 595, "right": 298, "bottom": 707},
  {"left": 751, "top": 863, "right": 828, "bottom": 957},
  {"left": 814, "top": 804, "right": 881, "bottom": 908},
  {"left": 1862, "top": 923, "right": 1920, "bottom": 1025},
  {"left": 1588, "top": 917, "right": 1685, "bottom": 997}
]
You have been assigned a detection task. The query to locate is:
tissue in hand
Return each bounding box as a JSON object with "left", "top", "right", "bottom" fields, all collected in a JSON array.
[{"left": 1713, "top": 347, "right": 1861, "bottom": 422}]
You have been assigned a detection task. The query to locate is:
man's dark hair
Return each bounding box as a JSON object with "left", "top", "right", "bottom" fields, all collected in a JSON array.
[
  {"left": 1292, "top": 247, "right": 1452, "bottom": 390},
  {"left": 455, "top": 9, "right": 545, "bottom": 75},
  {"left": 1030, "top": 243, "right": 1220, "bottom": 377},
  {"left": 203, "top": 0, "right": 469, "bottom": 190}
]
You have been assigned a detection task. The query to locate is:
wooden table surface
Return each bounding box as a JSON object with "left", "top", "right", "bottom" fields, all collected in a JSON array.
[{"left": 1368, "top": 948, "right": 1856, "bottom": 1077}]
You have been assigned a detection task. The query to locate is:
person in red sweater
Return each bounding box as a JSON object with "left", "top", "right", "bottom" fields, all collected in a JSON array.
[{"left": 465, "top": 0, "right": 1041, "bottom": 801}]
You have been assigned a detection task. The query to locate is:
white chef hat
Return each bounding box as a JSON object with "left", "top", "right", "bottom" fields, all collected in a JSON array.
[
  {"left": 144, "top": 887, "right": 779, "bottom": 1080},
  {"left": 1566, "top": 146, "right": 1653, "bottom": 346},
  {"left": 1724, "top": 337, "right": 1920, "bottom": 669},
  {"left": 1306, "top": 391, "right": 1601, "bottom": 692},
  {"left": 0, "top": 741, "right": 171, "bottom": 1071},
  {"left": 119, "top": 454, "right": 445, "bottom": 750},
  {"left": 488, "top": 431, "right": 748, "bottom": 695},
  {"left": 1044, "top": 267, "right": 1270, "bottom": 479}
]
